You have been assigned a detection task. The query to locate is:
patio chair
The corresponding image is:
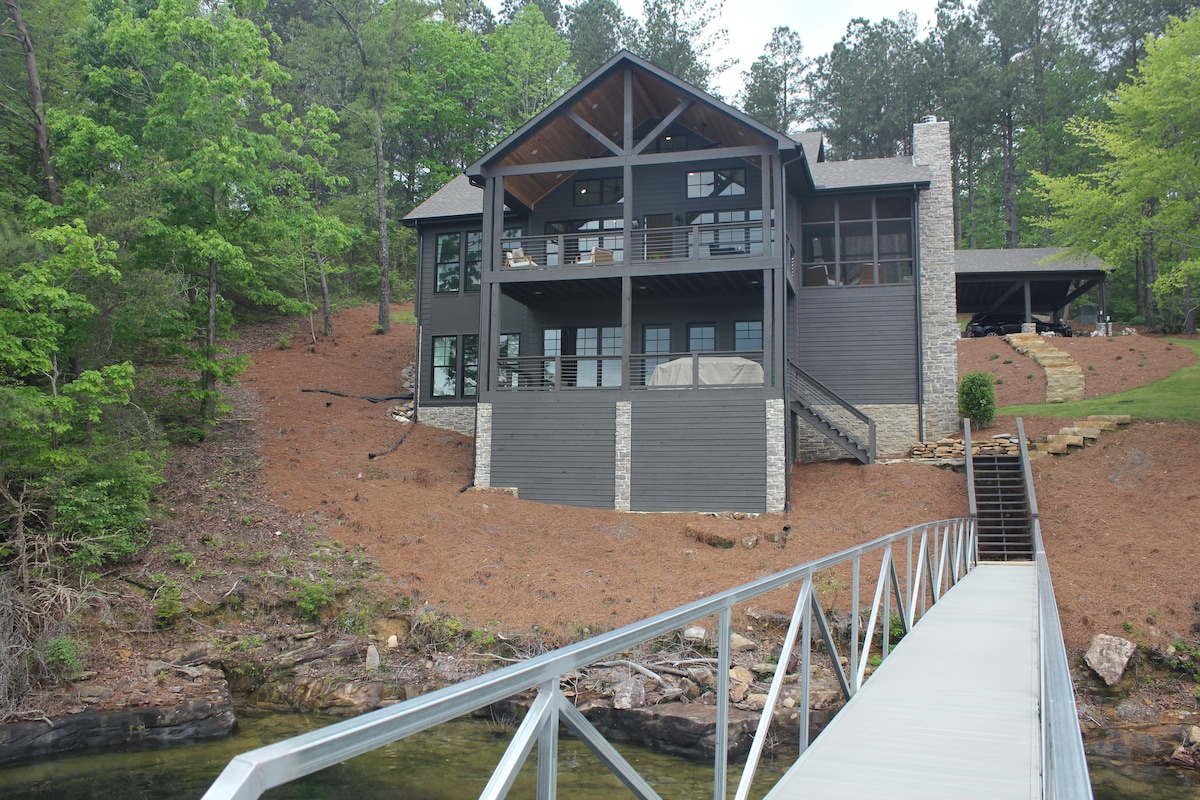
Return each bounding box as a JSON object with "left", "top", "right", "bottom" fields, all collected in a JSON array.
[
  {"left": 505, "top": 248, "right": 537, "bottom": 268},
  {"left": 576, "top": 246, "right": 614, "bottom": 265}
]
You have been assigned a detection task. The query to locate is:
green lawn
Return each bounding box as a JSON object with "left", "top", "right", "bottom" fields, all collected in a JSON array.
[{"left": 1000, "top": 338, "right": 1200, "bottom": 423}]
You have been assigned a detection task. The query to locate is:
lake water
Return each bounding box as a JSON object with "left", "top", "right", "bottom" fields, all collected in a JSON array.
[{"left": 0, "top": 714, "right": 1195, "bottom": 798}]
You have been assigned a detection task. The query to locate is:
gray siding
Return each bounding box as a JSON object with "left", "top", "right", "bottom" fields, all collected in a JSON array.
[
  {"left": 630, "top": 395, "right": 767, "bottom": 512},
  {"left": 490, "top": 394, "right": 616, "bottom": 508},
  {"left": 792, "top": 285, "right": 918, "bottom": 404}
]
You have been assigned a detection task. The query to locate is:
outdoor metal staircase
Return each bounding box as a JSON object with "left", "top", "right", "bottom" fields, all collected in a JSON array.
[
  {"left": 787, "top": 362, "right": 875, "bottom": 464},
  {"left": 965, "top": 425, "right": 1034, "bottom": 561}
]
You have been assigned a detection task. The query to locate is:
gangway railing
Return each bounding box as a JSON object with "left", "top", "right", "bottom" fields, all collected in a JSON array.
[
  {"left": 203, "top": 519, "right": 977, "bottom": 800},
  {"left": 1015, "top": 418, "right": 1093, "bottom": 800}
]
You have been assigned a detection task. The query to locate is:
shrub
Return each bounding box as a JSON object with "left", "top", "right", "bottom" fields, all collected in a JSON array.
[
  {"left": 154, "top": 582, "right": 184, "bottom": 627},
  {"left": 294, "top": 579, "right": 337, "bottom": 622},
  {"left": 42, "top": 636, "right": 86, "bottom": 675},
  {"left": 958, "top": 371, "right": 996, "bottom": 429}
]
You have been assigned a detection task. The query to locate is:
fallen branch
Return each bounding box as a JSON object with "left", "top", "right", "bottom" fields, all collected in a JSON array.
[{"left": 590, "top": 660, "right": 669, "bottom": 689}]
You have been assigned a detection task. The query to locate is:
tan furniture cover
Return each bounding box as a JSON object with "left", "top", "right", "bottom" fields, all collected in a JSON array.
[{"left": 648, "top": 356, "right": 764, "bottom": 387}]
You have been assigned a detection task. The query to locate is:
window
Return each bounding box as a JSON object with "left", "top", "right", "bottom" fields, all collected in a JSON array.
[
  {"left": 657, "top": 133, "right": 687, "bottom": 152},
  {"left": 431, "top": 334, "right": 477, "bottom": 398},
  {"left": 432, "top": 336, "right": 457, "bottom": 397},
  {"left": 435, "top": 234, "right": 460, "bottom": 293},
  {"left": 688, "top": 324, "right": 716, "bottom": 353},
  {"left": 435, "top": 231, "right": 482, "bottom": 293},
  {"left": 800, "top": 196, "right": 914, "bottom": 286},
  {"left": 465, "top": 232, "right": 482, "bottom": 291},
  {"left": 687, "top": 208, "right": 764, "bottom": 256},
  {"left": 687, "top": 168, "right": 745, "bottom": 198},
  {"left": 574, "top": 177, "right": 623, "bottom": 207},
  {"left": 462, "top": 335, "right": 478, "bottom": 396},
  {"left": 643, "top": 325, "right": 671, "bottom": 384},
  {"left": 497, "top": 333, "right": 521, "bottom": 389},
  {"left": 735, "top": 321, "right": 763, "bottom": 352},
  {"left": 543, "top": 326, "right": 620, "bottom": 388}
]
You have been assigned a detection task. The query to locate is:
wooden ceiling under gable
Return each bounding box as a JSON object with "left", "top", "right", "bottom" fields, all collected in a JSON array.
[{"left": 493, "top": 66, "right": 777, "bottom": 212}]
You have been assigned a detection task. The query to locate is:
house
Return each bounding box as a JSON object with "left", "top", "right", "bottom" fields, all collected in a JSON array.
[{"left": 401, "top": 51, "right": 958, "bottom": 513}]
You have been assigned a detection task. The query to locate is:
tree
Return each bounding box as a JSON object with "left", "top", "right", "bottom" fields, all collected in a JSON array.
[
  {"left": 1034, "top": 11, "right": 1200, "bottom": 332},
  {"left": 57, "top": 0, "right": 339, "bottom": 427},
  {"left": 488, "top": 4, "right": 576, "bottom": 130},
  {"left": 1082, "top": 0, "right": 1199, "bottom": 87},
  {"left": 321, "top": 0, "right": 427, "bottom": 334},
  {"left": 806, "top": 14, "right": 931, "bottom": 158},
  {"left": 627, "top": 0, "right": 730, "bottom": 92},
  {"left": 565, "top": 0, "right": 624, "bottom": 76},
  {"left": 739, "top": 26, "right": 807, "bottom": 133}
]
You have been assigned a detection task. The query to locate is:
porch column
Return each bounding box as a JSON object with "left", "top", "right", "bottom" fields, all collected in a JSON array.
[
  {"left": 621, "top": 275, "right": 632, "bottom": 389},
  {"left": 615, "top": 401, "right": 631, "bottom": 511}
]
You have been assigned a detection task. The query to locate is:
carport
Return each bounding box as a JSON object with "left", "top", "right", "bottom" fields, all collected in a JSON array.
[{"left": 956, "top": 248, "right": 1107, "bottom": 323}]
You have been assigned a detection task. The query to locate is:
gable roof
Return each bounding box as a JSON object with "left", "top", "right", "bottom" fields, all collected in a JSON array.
[
  {"left": 401, "top": 174, "right": 483, "bottom": 224},
  {"left": 794, "top": 131, "right": 824, "bottom": 164},
  {"left": 467, "top": 51, "right": 801, "bottom": 210}
]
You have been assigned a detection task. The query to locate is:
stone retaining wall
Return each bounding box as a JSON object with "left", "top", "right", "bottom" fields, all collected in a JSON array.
[{"left": 418, "top": 404, "right": 477, "bottom": 436}]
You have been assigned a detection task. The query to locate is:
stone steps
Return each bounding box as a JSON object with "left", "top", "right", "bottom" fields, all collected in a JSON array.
[
  {"left": 1004, "top": 332, "right": 1084, "bottom": 403},
  {"left": 910, "top": 415, "right": 1133, "bottom": 461}
]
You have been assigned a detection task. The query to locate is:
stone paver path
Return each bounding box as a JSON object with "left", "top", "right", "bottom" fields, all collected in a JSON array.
[{"left": 1004, "top": 332, "right": 1084, "bottom": 403}]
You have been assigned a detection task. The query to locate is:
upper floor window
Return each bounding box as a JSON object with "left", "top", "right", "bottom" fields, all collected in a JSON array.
[
  {"left": 546, "top": 218, "right": 624, "bottom": 263},
  {"left": 800, "top": 196, "right": 913, "bottom": 287},
  {"left": 574, "top": 177, "right": 623, "bottom": 206},
  {"left": 687, "top": 168, "right": 745, "bottom": 199},
  {"left": 435, "top": 231, "right": 482, "bottom": 293},
  {"left": 657, "top": 133, "right": 688, "bottom": 152},
  {"left": 688, "top": 324, "right": 716, "bottom": 352}
]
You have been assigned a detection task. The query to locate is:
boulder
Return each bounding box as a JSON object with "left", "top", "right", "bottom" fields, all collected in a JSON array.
[
  {"left": 612, "top": 677, "right": 646, "bottom": 710},
  {"left": 1085, "top": 634, "right": 1137, "bottom": 685},
  {"left": 729, "top": 632, "right": 758, "bottom": 652}
]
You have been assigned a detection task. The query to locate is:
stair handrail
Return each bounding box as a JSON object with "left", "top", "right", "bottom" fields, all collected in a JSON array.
[
  {"left": 963, "top": 419, "right": 977, "bottom": 518},
  {"left": 1015, "top": 417, "right": 1039, "bottom": 522},
  {"left": 787, "top": 361, "right": 876, "bottom": 461}
]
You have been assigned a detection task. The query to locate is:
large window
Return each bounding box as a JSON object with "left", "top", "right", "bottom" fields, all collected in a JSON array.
[
  {"left": 687, "top": 168, "right": 746, "bottom": 198},
  {"left": 431, "top": 334, "right": 478, "bottom": 398},
  {"left": 434, "top": 230, "right": 482, "bottom": 293},
  {"left": 574, "top": 177, "right": 623, "bottom": 207},
  {"left": 800, "top": 196, "right": 913, "bottom": 287},
  {"left": 542, "top": 326, "right": 621, "bottom": 388},
  {"left": 686, "top": 209, "right": 764, "bottom": 256}
]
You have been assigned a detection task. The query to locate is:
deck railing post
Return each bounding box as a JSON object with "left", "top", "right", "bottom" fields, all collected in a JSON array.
[{"left": 714, "top": 607, "right": 731, "bottom": 800}]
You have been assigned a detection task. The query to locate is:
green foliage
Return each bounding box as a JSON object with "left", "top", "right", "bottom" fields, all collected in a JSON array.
[
  {"left": 42, "top": 636, "right": 86, "bottom": 675},
  {"left": 154, "top": 582, "right": 184, "bottom": 627},
  {"left": 1003, "top": 337, "right": 1200, "bottom": 422},
  {"left": 627, "top": 0, "right": 729, "bottom": 93},
  {"left": 739, "top": 26, "right": 806, "bottom": 133},
  {"left": 293, "top": 578, "right": 337, "bottom": 622},
  {"left": 958, "top": 371, "right": 997, "bottom": 429}
]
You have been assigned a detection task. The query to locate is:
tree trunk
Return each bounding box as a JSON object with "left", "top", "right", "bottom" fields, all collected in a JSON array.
[
  {"left": 374, "top": 110, "right": 390, "bottom": 333},
  {"left": 5, "top": 0, "right": 60, "bottom": 205},
  {"left": 203, "top": 255, "right": 218, "bottom": 429},
  {"left": 966, "top": 136, "right": 977, "bottom": 249},
  {"left": 1184, "top": 275, "right": 1196, "bottom": 335},
  {"left": 1002, "top": 106, "right": 1019, "bottom": 248},
  {"left": 319, "top": 255, "right": 332, "bottom": 337}
]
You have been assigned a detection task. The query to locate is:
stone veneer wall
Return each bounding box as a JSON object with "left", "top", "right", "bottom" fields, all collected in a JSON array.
[
  {"left": 418, "top": 404, "right": 477, "bottom": 436},
  {"left": 471, "top": 403, "right": 491, "bottom": 489},
  {"left": 765, "top": 399, "right": 786, "bottom": 512},
  {"left": 795, "top": 404, "right": 920, "bottom": 463},
  {"left": 912, "top": 120, "right": 959, "bottom": 440},
  {"left": 614, "top": 401, "right": 632, "bottom": 511}
]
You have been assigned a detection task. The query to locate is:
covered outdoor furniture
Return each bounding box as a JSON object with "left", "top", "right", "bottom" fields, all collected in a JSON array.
[{"left": 648, "top": 356, "right": 764, "bottom": 387}]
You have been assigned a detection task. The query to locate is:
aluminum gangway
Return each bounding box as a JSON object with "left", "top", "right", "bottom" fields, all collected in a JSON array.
[{"left": 203, "top": 421, "right": 1090, "bottom": 800}]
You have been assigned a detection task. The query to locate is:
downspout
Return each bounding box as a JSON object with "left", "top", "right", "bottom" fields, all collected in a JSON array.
[
  {"left": 778, "top": 147, "right": 806, "bottom": 514},
  {"left": 912, "top": 183, "right": 925, "bottom": 442}
]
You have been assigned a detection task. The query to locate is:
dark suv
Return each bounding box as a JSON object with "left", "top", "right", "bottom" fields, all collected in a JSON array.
[{"left": 965, "top": 313, "right": 1072, "bottom": 338}]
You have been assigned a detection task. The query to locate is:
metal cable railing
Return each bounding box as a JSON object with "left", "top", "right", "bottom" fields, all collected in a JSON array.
[
  {"left": 787, "top": 362, "right": 876, "bottom": 461},
  {"left": 203, "top": 519, "right": 976, "bottom": 800}
]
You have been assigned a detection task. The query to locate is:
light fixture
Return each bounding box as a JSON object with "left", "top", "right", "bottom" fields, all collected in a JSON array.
[{"left": 531, "top": 148, "right": 539, "bottom": 155}]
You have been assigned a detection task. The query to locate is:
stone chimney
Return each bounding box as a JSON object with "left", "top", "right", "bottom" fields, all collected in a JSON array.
[{"left": 912, "top": 118, "right": 958, "bottom": 440}]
